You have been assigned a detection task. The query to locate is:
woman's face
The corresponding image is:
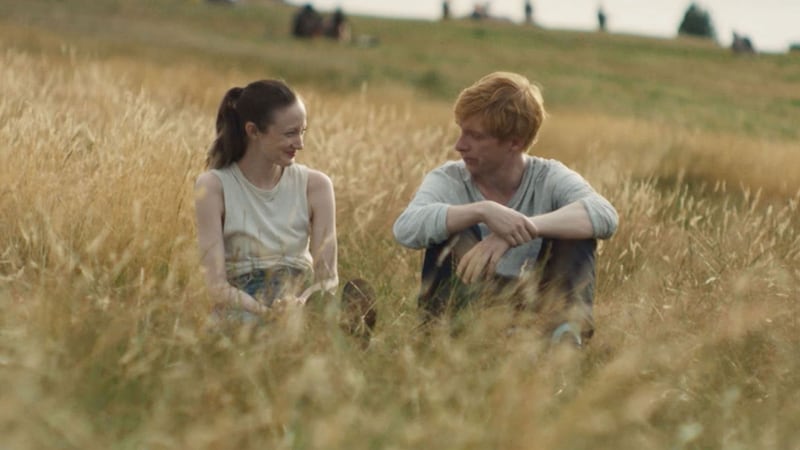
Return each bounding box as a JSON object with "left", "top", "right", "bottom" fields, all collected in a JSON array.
[{"left": 251, "top": 100, "right": 307, "bottom": 166}]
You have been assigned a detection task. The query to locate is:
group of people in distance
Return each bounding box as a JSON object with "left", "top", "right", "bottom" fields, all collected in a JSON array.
[
  {"left": 291, "top": 4, "right": 350, "bottom": 42},
  {"left": 194, "top": 72, "right": 619, "bottom": 348}
]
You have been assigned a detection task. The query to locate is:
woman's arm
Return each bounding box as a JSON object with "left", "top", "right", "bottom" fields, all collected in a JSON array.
[
  {"left": 194, "top": 172, "right": 265, "bottom": 313},
  {"left": 300, "top": 169, "right": 338, "bottom": 301}
]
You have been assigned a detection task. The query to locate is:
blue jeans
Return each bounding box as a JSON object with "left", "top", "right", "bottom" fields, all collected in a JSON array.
[
  {"left": 418, "top": 227, "right": 597, "bottom": 340},
  {"left": 214, "top": 266, "right": 307, "bottom": 325}
]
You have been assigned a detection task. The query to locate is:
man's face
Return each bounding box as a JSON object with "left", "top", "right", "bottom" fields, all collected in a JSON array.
[{"left": 454, "top": 115, "right": 517, "bottom": 178}]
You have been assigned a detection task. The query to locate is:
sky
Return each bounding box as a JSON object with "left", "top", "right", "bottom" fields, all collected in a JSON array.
[{"left": 290, "top": 0, "right": 800, "bottom": 53}]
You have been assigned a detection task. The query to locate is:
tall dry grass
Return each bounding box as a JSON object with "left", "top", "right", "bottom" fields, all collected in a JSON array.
[{"left": 1, "top": 41, "right": 799, "bottom": 450}]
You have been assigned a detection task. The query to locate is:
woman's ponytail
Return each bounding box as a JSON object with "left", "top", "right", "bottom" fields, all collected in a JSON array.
[{"left": 206, "top": 87, "right": 246, "bottom": 169}]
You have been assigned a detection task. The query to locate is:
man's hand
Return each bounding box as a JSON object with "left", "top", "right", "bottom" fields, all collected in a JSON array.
[
  {"left": 456, "top": 234, "right": 510, "bottom": 284},
  {"left": 481, "top": 202, "right": 538, "bottom": 247}
]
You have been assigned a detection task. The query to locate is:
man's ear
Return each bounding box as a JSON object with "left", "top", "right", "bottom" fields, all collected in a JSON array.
[{"left": 508, "top": 136, "right": 524, "bottom": 152}]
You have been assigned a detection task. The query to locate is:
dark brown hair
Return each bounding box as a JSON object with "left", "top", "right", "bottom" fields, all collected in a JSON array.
[{"left": 206, "top": 79, "right": 298, "bottom": 169}]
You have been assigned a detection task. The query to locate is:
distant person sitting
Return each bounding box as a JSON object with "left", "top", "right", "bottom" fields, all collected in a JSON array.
[
  {"left": 731, "top": 31, "right": 756, "bottom": 54},
  {"left": 292, "top": 4, "right": 323, "bottom": 38},
  {"left": 470, "top": 3, "right": 489, "bottom": 20},
  {"left": 323, "top": 8, "right": 351, "bottom": 42}
]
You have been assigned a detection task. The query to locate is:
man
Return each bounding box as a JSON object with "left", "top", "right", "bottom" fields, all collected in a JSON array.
[
  {"left": 525, "top": 1, "right": 534, "bottom": 25},
  {"left": 393, "top": 72, "right": 618, "bottom": 346}
]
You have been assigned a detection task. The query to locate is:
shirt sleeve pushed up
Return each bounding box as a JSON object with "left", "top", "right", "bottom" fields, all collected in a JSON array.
[
  {"left": 545, "top": 160, "right": 618, "bottom": 239},
  {"left": 393, "top": 166, "right": 464, "bottom": 249}
]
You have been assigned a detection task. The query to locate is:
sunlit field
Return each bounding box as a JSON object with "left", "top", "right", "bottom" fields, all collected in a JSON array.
[{"left": 2, "top": 3, "right": 800, "bottom": 448}]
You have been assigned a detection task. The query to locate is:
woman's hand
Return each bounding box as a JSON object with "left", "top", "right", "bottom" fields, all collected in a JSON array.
[
  {"left": 297, "top": 277, "right": 338, "bottom": 305},
  {"left": 236, "top": 291, "right": 269, "bottom": 314}
]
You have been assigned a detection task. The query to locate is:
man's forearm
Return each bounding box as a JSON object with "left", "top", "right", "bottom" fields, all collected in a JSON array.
[
  {"left": 530, "top": 201, "right": 594, "bottom": 239},
  {"left": 445, "top": 202, "right": 486, "bottom": 235}
]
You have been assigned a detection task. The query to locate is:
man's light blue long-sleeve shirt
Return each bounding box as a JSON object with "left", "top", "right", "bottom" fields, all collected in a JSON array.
[{"left": 393, "top": 155, "right": 618, "bottom": 278}]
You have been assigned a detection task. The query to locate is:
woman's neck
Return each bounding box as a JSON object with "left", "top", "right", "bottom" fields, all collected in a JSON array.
[{"left": 236, "top": 153, "right": 284, "bottom": 190}]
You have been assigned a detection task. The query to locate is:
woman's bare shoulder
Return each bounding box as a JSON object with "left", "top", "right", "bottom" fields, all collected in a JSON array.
[
  {"left": 195, "top": 171, "right": 224, "bottom": 203},
  {"left": 306, "top": 168, "right": 333, "bottom": 193},
  {"left": 195, "top": 171, "right": 222, "bottom": 190}
]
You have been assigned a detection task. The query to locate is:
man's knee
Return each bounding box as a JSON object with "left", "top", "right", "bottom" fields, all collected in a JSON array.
[
  {"left": 418, "top": 228, "right": 482, "bottom": 319},
  {"left": 535, "top": 238, "right": 597, "bottom": 339},
  {"left": 538, "top": 239, "right": 596, "bottom": 296}
]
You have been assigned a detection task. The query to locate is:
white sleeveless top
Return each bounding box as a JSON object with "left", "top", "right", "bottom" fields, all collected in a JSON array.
[{"left": 212, "top": 162, "right": 313, "bottom": 279}]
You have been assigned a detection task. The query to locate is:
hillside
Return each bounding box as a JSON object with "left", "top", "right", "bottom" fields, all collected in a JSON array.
[{"left": 1, "top": 0, "right": 798, "bottom": 140}]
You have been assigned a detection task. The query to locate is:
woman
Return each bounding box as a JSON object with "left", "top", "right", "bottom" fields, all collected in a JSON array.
[{"left": 195, "top": 79, "right": 338, "bottom": 323}]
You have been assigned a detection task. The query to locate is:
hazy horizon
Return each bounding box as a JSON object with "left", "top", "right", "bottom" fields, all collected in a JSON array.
[{"left": 289, "top": 0, "right": 800, "bottom": 53}]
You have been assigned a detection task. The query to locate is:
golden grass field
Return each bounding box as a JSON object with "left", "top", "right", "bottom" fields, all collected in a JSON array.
[{"left": 1, "top": 2, "right": 800, "bottom": 448}]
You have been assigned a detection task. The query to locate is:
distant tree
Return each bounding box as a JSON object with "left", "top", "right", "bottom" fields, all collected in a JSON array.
[{"left": 678, "top": 3, "right": 715, "bottom": 39}]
